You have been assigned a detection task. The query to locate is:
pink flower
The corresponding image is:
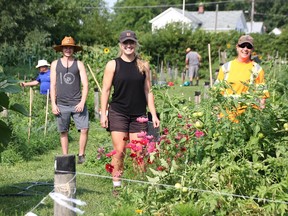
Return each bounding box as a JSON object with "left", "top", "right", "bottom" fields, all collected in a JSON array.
[
  {"left": 113, "top": 171, "right": 122, "bottom": 178},
  {"left": 147, "top": 142, "right": 156, "bottom": 153},
  {"left": 132, "top": 145, "right": 143, "bottom": 152},
  {"left": 97, "top": 147, "right": 105, "bottom": 153},
  {"left": 178, "top": 113, "right": 182, "bottom": 118},
  {"left": 195, "top": 130, "right": 205, "bottom": 138},
  {"left": 136, "top": 117, "right": 148, "bottom": 123},
  {"left": 137, "top": 131, "right": 147, "bottom": 138},
  {"left": 126, "top": 142, "right": 136, "bottom": 149},
  {"left": 146, "top": 135, "right": 154, "bottom": 140},
  {"left": 106, "top": 150, "right": 117, "bottom": 157}
]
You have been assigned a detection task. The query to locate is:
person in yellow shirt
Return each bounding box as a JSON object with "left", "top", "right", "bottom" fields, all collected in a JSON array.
[{"left": 214, "top": 35, "right": 269, "bottom": 121}]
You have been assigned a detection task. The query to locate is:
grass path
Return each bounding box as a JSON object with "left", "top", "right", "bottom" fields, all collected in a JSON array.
[
  {"left": 0, "top": 122, "right": 123, "bottom": 216},
  {"left": 0, "top": 82, "right": 206, "bottom": 215}
]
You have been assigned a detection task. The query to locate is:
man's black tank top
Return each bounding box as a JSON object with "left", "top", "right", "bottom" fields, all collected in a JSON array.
[
  {"left": 56, "top": 59, "right": 81, "bottom": 106},
  {"left": 110, "top": 57, "right": 147, "bottom": 115}
]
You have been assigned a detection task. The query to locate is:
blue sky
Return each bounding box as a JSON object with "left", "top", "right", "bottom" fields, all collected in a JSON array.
[{"left": 105, "top": 0, "right": 117, "bottom": 8}]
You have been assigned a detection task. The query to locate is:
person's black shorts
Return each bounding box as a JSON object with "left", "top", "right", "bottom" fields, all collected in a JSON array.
[{"left": 108, "top": 107, "right": 147, "bottom": 133}]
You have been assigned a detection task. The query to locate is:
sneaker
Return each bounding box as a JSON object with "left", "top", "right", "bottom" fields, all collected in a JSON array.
[{"left": 77, "top": 154, "right": 86, "bottom": 164}]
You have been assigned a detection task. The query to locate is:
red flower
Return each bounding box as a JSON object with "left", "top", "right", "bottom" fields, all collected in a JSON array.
[
  {"left": 157, "top": 166, "right": 166, "bottom": 171},
  {"left": 123, "top": 136, "right": 129, "bottom": 141},
  {"left": 181, "top": 147, "right": 187, "bottom": 152},
  {"left": 130, "top": 153, "right": 137, "bottom": 158},
  {"left": 136, "top": 156, "right": 144, "bottom": 165},
  {"left": 195, "top": 130, "right": 205, "bottom": 138},
  {"left": 105, "top": 163, "right": 114, "bottom": 173},
  {"left": 163, "top": 128, "right": 169, "bottom": 135},
  {"left": 139, "top": 138, "right": 149, "bottom": 145},
  {"left": 178, "top": 113, "right": 182, "bottom": 118},
  {"left": 132, "top": 145, "right": 143, "bottom": 152},
  {"left": 147, "top": 158, "right": 154, "bottom": 164}
]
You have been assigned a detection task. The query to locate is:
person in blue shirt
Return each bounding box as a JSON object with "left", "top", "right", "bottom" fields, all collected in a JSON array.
[{"left": 21, "top": 59, "right": 51, "bottom": 95}]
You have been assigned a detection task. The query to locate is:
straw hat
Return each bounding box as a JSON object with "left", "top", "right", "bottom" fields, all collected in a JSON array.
[
  {"left": 35, "top": 59, "right": 50, "bottom": 68},
  {"left": 53, "top": 36, "right": 82, "bottom": 52},
  {"left": 186, "top": 48, "right": 191, "bottom": 53}
]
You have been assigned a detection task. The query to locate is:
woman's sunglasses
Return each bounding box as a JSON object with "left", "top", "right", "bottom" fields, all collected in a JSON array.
[{"left": 238, "top": 43, "right": 253, "bottom": 49}]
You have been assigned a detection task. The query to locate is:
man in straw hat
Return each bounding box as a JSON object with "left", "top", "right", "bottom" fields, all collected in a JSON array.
[
  {"left": 50, "top": 36, "right": 89, "bottom": 164},
  {"left": 21, "top": 59, "right": 51, "bottom": 95}
]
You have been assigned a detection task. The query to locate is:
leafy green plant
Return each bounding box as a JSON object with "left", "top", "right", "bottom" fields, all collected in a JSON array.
[{"left": 111, "top": 60, "right": 288, "bottom": 215}]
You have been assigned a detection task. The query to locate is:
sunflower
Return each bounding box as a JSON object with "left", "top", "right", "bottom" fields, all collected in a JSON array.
[
  {"left": 104, "top": 48, "right": 110, "bottom": 54},
  {"left": 226, "top": 43, "right": 231, "bottom": 49},
  {"left": 135, "top": 209, "right": 143, "bottom": 214}
]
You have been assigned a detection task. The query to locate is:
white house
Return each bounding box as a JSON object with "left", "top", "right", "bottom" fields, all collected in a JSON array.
[
  {"left": 149, "top": 6, "right": 248, "bottom": 33},
  {"left": 247, "top": 22, "right": 266, "bottom": 34},
  {"left": 270, "top": 27, "right": 282, "bottom": 35}
]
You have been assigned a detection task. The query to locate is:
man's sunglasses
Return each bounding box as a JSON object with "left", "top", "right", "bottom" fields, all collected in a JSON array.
[{"left": 238, "top": 43, "right": 253, "bottom": 49}]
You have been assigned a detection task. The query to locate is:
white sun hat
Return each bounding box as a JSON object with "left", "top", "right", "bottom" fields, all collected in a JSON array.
[{"left": 35, "top": 59, "right": 50, "bottom": 68}]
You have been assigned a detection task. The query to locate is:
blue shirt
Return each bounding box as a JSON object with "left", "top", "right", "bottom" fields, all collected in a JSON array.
[{"left": 36, "top": 70, "right": 50, "bottom": 95}]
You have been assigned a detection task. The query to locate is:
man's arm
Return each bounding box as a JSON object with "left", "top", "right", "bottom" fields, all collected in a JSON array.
[{"left": 50, "top": 60, "right": 60, "bottom": 115}]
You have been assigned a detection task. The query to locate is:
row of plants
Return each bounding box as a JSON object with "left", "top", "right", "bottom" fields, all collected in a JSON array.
[
  {"left": 2, "top": 28, "right": 287, "bottom": 79},
  {"left": 89, "top": 60, "right": 288, "bottom": 215}
]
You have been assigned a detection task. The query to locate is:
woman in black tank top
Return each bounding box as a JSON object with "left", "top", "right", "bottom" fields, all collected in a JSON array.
[{"left": 100, "top": 30, "right": 160, "bottom": 195}]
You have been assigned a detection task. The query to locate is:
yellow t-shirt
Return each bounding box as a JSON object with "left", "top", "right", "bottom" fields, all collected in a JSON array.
[{"left": 216, "top": 59, "right": 267, "bottom": 97}]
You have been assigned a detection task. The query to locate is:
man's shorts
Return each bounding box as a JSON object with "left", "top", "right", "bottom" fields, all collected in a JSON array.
[
  {"left": 107, "top": 106, "right": 147, "bottom": 133},
  {"left": 188, "top": 65, "right": 199, "bottom": 78},
  {"left": 56, "top": 104, "right": 89, "bottom": 132}
]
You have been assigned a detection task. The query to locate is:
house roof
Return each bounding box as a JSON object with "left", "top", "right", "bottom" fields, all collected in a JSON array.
[
  {"left": 150, "top": 7, "right": 247, "bottom": 32},
  {"left": 190, "top": 10, "right": 245, "bottom": 31}
]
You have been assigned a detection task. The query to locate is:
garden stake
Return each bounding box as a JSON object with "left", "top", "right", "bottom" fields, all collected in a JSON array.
[
  {"left": 194, "top": 91, "right": 201, "bottom": 104},
  {"left": 28, "top": 87, "right": 33, "bottom": 143},
  {"left": 44, "top": 89, "right": 49, "bottom": 136},
  {"left": 208, "top": 44, "right": 213, "bottom": 87},
  {"left": 87, "top": 64, "right": 102, "bottom": 93}
]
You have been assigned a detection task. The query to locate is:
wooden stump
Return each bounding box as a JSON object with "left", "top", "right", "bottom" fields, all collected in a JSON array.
[{"left": 54, "top": 155, "right": 76, "bottom": 216}]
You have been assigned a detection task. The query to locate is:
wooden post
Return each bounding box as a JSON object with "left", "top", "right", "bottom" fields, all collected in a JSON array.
[
  {"left": 54, "top": 155, "right": 76, "bottom": 216},
  {"left": 204, "top": 82, "right": 210, "bottom": 99},
  {"left": 94, "top": 87, "right": 100, "bottom": 120},
  {"left": 28, "top": 87, "right": 34, "bottom": 142},
  {"left": 208, "top": 44, "right": 213, "bottom": 87},
  {"left": 194, "top": 91, "right": 201, "bottom": 104},
  {"left": 44, "top": 90, "right": 50, "bottom": 136},
  {"left": 87, "top": 64, "right": 102, "bottom": 93}
]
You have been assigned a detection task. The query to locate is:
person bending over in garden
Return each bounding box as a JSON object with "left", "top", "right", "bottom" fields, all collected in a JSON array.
[
  {"left": 21, "top": 59, "right": 51, "bottom": 95},
  {"left": 100, "top": 30, "right": 160, "bottom": 195},
  {"left": 185, "top": 47, "right": 201, "bottom": 86},
  {"left": 214, "top": 35, "right": 269, "bottom": 121},
  {"left": 50, "top": 36, "right": 89, "bottom": 164}
]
